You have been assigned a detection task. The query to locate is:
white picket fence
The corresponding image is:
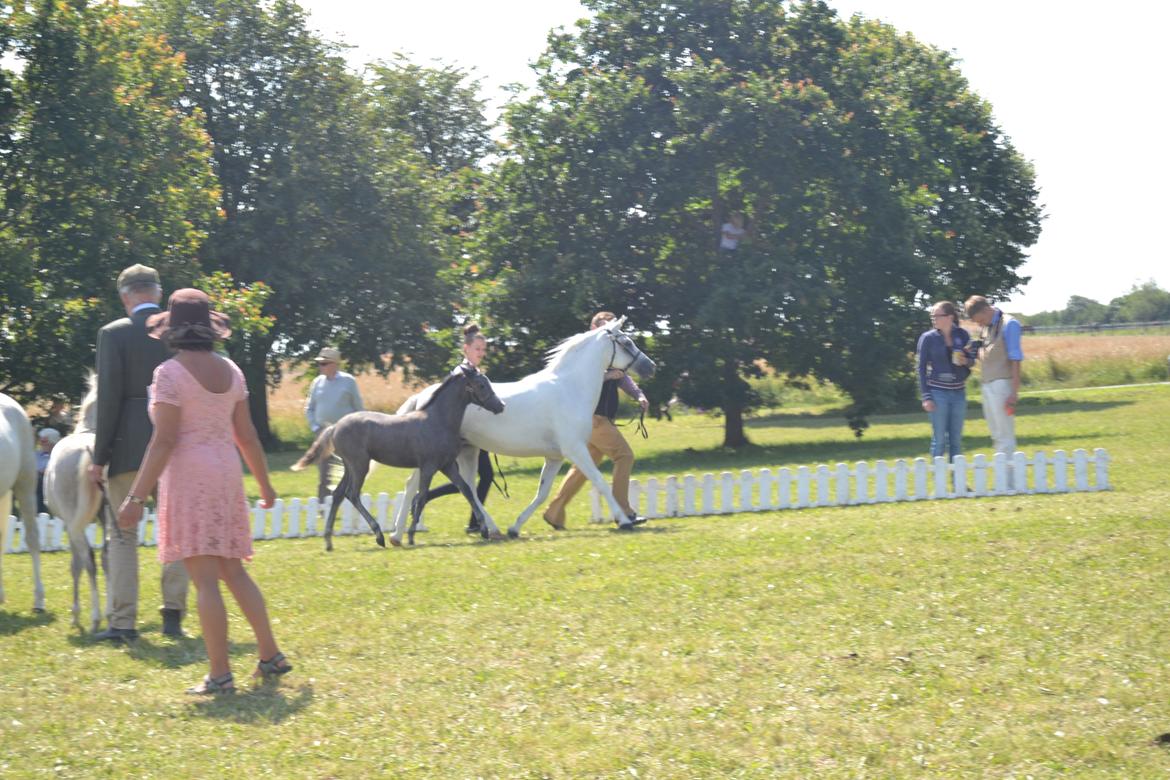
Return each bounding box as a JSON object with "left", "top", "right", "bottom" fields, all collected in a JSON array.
[
  {"left": 3, "top": 493, "right": 404, "bottom": 555},
  {"left": 4, "top": 448, "right": 1109, "bottom": 554},
  {"left": 585, "top": 448, "right": 1111, "bottom": 522}
]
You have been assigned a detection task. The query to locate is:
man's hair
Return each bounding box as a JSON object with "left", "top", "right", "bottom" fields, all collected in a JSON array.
[
  {"left": 964, "top": 295, "right": 992, "bottom": 317},
  {"left": 591, "top": 311, "right": 616, "bottom": 328},
  {"left": 120, "top": 281, "right": 162, "bottom": 298}
]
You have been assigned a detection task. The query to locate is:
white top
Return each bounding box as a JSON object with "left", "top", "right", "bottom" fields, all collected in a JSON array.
[{"left": 720, "top": 221, "right": 745, "bottom": 250}]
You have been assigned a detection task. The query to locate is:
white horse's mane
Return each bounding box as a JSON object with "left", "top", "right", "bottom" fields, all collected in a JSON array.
[
  {"left": 543, "top": 319, "right": 624, "bottom": 371},
  {"left": 542, "top": 329, "right": 598, "bottom": 371},
  {"left": 73, "top": 372, "right": 98, "bottom": 434}
]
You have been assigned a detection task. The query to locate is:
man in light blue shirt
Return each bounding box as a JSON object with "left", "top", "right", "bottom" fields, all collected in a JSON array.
[
  {"left": 965, "top": 296, "right": 1024, "bottom": 455},
  {"left": 305, "top": 347, "right": 363, "bottom": 502}
]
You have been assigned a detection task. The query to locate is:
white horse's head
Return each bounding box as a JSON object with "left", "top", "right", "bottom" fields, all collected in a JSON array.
[{"left": 597, "top": 316, "right": 655, "bottom": 379}]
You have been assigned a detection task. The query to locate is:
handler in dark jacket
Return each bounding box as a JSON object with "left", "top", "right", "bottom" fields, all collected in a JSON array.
[{"left": 88, "top": 264, "right": 189, "bottom": 641}]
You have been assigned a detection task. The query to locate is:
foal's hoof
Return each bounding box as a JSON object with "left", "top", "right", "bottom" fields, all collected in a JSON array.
[
  {"left": 480, "top": 528, "right": 490, "bottom": 540},
  {"left": 375, "top": 533, "right": 385, "bottom": 548},
  {"left": 408, "top": 533, "right": 416, "bottom": 546},
  {"left": 390, "top": 537, "right": 402, "bottom": 547},
  {"left": 507, "top": 529, "right": 520, "bottom": 540},
  {"left": 487, "top": 530, "right": 507, "bottom": 541}
]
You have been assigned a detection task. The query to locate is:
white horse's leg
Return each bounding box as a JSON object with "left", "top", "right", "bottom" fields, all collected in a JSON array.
[
  {"left": 0, "top": 493, "right": 9, "bottom": 605},
  {"left": 17, "top": 476, "right": 45, "bottom": 611},
  {"left": 455, "top": 447, "right": 503, "bottom": 539},
  {"left": 560, "top": 441, "right": 632, "bottom": 526},
  {"left": 68, "top": 531, "right": 87, "bottom": 629},
  {"left": 84, "top": 536, "right": 101, "bottom": 633},
  {"left": 507, "top": 457, "right": 564, "bottom": 537},
  {"left": 389, "top": 470, "right": 420, "bottom": 546}
]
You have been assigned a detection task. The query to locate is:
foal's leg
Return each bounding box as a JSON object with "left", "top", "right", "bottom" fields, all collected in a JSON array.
[
  {"left": 323, "top": 469, "right": 351, "bottom": 552},
  {"left": 507, "top": 457, "right": 565, "bottom": 538},
  {"left": 389, "top": 470, "right": 420, "bottom": 547},
  {"left": 560, "top": 441, "right": 635, "bottom": 527},
  {"left": 344, "top": 458, "right": 385, "bottom": 548},
  {"left": 437, "top": 461, "right": 503, "bottom": 541},
  {"left": 407, "top": 467, "right": 437, "bottom": 546}
]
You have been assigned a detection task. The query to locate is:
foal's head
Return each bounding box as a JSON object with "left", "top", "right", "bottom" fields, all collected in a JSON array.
[{"left": 460, "top": 365, "right": 506, "bottom": 414}]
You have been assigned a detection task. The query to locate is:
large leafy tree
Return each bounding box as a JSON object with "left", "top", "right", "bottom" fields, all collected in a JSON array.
[
  {"left": 140, "top": 0, "right": 455, "bottom": 440},
  {"left": 0, "top": 0, "right": 218, "bottom": 403},
  {"left": 476, "top": 0, "right": 1040, "bottom": 444}
]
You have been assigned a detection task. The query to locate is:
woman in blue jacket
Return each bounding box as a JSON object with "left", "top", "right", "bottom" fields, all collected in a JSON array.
[{"left": 916, "top": 301, "right": 972, "bottom": 460}]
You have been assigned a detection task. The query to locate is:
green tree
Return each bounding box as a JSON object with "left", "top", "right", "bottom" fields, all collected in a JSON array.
[
  {"left": 476, "top": 0, "right": 1040, "bottom": 444},
  {"left": 1109, "top": 281, "right": 1170, "bottom": 323},
  {"left": 140, "top": 0, "right": 455, "bottom": 440},
  {"left": 0, "top": 0, "right": 217, "bottom": 403}
]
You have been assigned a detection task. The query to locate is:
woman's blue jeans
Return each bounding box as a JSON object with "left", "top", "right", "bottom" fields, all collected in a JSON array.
[{"left": 928, "top": 386, "right": 967, "bottom": 460}]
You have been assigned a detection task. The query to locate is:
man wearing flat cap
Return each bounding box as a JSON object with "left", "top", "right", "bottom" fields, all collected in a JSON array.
[
  {"left": 88, "top": 264, "right": 189, "bottom": 641},
  {"left": 304, "top": 346, "right": 364, "bottom": 503}
]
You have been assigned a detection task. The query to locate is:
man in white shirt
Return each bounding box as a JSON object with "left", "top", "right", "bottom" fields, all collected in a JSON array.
[{"left": 304, "top": 347, "right": 364, "bottom": 503}]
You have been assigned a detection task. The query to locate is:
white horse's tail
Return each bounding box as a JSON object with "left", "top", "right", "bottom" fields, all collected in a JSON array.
[{"left": 291, "top": 426, "right": 335, "bottom": 471}]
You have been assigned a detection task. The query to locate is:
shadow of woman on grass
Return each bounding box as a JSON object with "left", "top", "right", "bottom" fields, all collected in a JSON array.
[{"left": 188, "top": 680, "right": 314, "bottom": 724}]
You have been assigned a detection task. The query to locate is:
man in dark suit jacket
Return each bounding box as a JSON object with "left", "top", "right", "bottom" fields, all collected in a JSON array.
[{"left": 88, "top": 264, "right": 189, "bottom": 641}]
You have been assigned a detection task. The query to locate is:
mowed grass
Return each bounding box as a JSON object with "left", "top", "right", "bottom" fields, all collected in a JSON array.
[{"left": 2, "top": 385, "right": 1170, "bottom": 777}]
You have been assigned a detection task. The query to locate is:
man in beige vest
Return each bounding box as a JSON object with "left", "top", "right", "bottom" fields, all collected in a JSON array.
[
  {"left": 965, "top": 295, "right": 1025, "bottom": 455},
  {"left": 88, "top": 264, "right": 189, "bottom": 641}
]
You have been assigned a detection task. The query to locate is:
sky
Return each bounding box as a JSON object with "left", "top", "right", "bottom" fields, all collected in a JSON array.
[{"left": 297, "top": 0, "right": 1168, "bottom": 315}]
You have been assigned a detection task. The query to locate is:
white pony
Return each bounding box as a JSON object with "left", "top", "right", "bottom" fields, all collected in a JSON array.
[
  {"left": 0, "top": 392, "right": 45, "bottom": 612},
  {"left": 43, "top": 374, "right": 105, "bottom": 632},
  {"left": 391, "top": 317, "right": 655, "bottom": 543}
]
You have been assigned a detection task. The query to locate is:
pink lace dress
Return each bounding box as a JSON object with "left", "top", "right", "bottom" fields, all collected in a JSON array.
[{"left": 150, "top": 358, "right": 253, "bottom": 563}]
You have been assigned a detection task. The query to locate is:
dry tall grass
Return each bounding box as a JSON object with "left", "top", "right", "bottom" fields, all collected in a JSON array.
[{"left": 267, "top": 363, "right": 424, "bottom": 419}]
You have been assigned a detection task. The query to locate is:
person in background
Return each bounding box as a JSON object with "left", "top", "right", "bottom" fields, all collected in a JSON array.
[
  {"left": 720, "top": 211, "right": 746, "bottom": 251},
  {"left": 46, "top": 396, "right": 73, "bottom": 436},
  {"left": 408, "top": 323, "right": 497, "bottom": 535},
  {"left": 304, "top": 347, "right": 363, "bottom": 504},
  {"left": 35, "top": 428, "right": 60, "bottom": 515},
  {"left": 542, "top": 311, "right": 651, "bottom": 530},
  {"left": 965, "top": 295, "right": 1025, "bottom": 455},
  {"left": 88, "top": 263, "right": 189, "bottom": 642},
  {"left": 119, "top": 288, "right": 289, "bottom": 695},
  {"left": 916, "top": 301, "right": 971, "bottom": 461}
]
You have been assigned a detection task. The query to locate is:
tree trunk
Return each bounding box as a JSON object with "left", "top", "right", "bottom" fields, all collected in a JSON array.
[
  {"left": 232, "top": 336, "right": 275, "bottom": 446},
  {"left": 721, "top": 358, "right": 750, "bottom": 448}
]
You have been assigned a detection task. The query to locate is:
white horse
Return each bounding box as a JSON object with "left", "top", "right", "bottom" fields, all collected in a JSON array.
[
  {"left": 43, "top": 374, "right": 105, "bottom": 632},
  {"left": 391, "top": 317, "right": 655, "bottom": 543},
  {"left": 0, "top": 392, "right": 45, "bottom": 612}
]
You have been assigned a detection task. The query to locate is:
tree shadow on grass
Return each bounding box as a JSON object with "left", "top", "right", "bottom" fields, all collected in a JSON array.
[
  {"left": 0, "top": 607, "right": 55, "bottom": 635},
  {"left": 188, "top": 681, "right": 314, "bottom": 724}
]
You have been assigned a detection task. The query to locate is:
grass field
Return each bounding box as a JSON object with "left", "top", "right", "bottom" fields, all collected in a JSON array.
[{"left": 3, "top": 382, "right": 1170, "bottom": 777}]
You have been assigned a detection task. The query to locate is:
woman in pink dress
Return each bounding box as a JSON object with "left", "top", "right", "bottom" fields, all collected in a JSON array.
[{"left": 117, "top": 288, "right": 290, "bottom": 694}]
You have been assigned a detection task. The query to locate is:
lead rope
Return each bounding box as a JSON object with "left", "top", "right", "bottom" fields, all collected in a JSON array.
[{"left": 491, "top": 452, "right": 510, "bottom": 498}]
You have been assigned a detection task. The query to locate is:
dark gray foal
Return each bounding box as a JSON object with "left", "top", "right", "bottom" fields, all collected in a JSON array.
[{"left": 292, "top": 365, "right": 505, "bottom": 549}]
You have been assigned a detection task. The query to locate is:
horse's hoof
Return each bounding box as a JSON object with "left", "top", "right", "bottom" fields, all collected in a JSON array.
[
  {"left": 390, "top": 538, "right": 402, "bottom": 547},
  {"left": 32, "top": 607, "right": 45, "bottom": 614},
  {"left": 480, "top": 528, "right": 490, "bottom": 540},
  {"left": 507, "top": 529, "right": 519, "bottom": 539},
  {"left": 375, "top": 533, "right": 386, "bottom": 548}
]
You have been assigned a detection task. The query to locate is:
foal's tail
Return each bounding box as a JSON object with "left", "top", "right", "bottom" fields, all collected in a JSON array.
[{"left": 291, "top": 426, "right": 336, "bottom": 471}]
